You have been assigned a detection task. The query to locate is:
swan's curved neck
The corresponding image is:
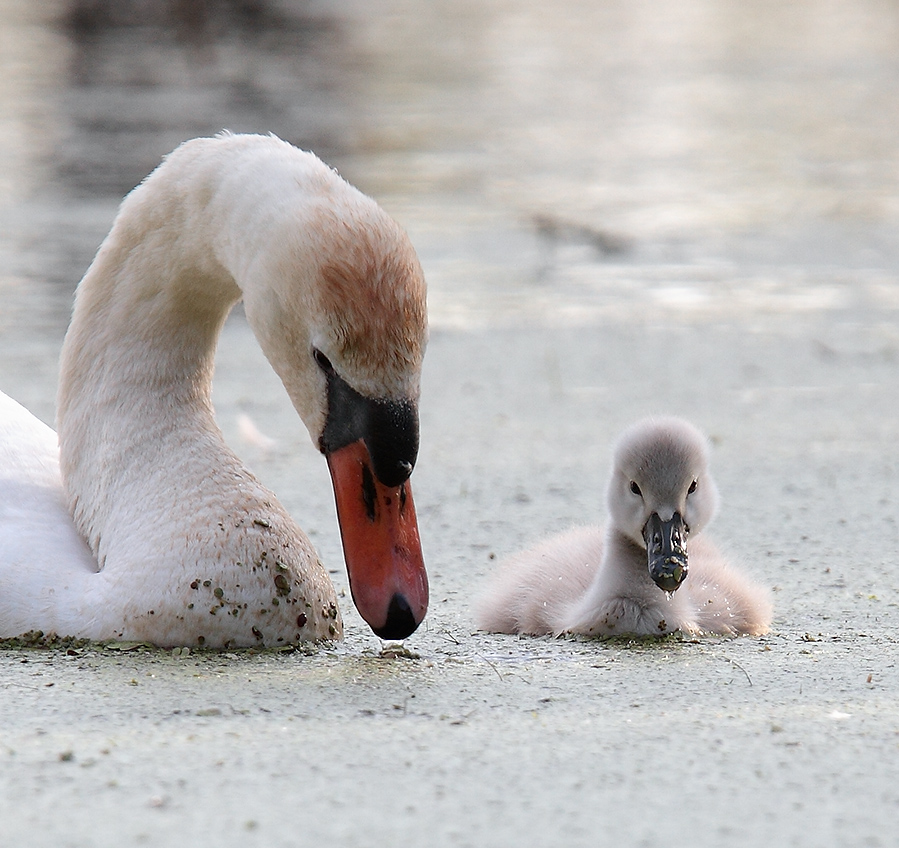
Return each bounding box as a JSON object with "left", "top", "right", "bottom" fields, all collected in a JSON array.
[{"left": 56, "top": 137, "right": 322, "bottom": 561}]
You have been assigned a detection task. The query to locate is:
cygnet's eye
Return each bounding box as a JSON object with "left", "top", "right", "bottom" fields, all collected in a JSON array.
[
  {"left": 688, "top": 479, "right": 698, "bottom": 495},
  {"left": 312, "top": 347, "right": 335, "bottom": 375},
  {"left": 629, "top": 480, "right": 642, "bottom": 497}
]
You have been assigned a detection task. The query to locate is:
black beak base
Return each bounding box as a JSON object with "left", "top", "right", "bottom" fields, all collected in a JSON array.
[
  {"left": 318, "top": 361, "right": 419, "bottom": 487},
  {"left": 643, "top": 512, "right": 689, "bottom": 593}
]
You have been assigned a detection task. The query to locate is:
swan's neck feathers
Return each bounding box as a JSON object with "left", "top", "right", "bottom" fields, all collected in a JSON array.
[
  {"left": 564, "top": 529, "right": 692, "bottom": 637},
  {"left": 52, "top": 134, "right": 370, "bottom": 645},
  {"left": 595, "top": 529, "right": 653, "bottom": 590},
  {"left": 574, "top": 529, "right": 662, "bottom": 611}
]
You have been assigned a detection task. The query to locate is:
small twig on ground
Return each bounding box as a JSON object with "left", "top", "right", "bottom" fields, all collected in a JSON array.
[
  {"left": 476, "top": 654, "right": 505, "bottom": 682},
  {"left": 440, "top": 629, "right": 461, "bottom": 646},
  {"left": 717, "top": 654, "right": 752, "bottom": 686}
]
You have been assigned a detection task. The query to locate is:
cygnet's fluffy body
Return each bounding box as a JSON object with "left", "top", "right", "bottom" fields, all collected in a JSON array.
[{"left": 477, "top": 417, "right": 771, "bottom": 638}]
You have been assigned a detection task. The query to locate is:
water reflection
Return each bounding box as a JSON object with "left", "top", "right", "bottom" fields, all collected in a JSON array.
[
  {"left": 59, "top": 0, "right": 353, "bottom": 195},
  {"left": 0, "top": 0, "right": 69, "bottom": 202}
]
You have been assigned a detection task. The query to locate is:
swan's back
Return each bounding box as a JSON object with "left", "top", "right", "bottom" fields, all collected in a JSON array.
[{"left": 0, "top": 392, "right": 96, "bottom": 636}]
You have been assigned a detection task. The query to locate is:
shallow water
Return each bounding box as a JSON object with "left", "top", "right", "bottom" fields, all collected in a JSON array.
[{"left": 2, "top": 0, "right": 899, "bottom": 358}]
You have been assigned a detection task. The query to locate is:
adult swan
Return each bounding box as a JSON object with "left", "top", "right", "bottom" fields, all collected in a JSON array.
[{"left": 0, "top": 133, "right": 429, "bottom": 647}]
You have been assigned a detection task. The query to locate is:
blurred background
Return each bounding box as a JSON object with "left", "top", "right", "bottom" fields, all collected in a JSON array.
[
  {"left": 4, "top": 0, "right": 899, "bottom": 592},
  {"left": 1, "top": 0, "right": 898, "bottom": 528},
  {"left": 3, "top": 0, "right": 899, "bottom": 366}
]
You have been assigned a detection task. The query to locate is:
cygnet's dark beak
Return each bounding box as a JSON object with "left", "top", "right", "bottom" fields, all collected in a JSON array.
[
  {"left": 643, "top": 512, "right": 689, "bottom": 592},
  {"left": 318, "top": 358, "right": 428, "bottom": 640}
]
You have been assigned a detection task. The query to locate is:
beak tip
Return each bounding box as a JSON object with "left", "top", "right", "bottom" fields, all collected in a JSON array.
[
  {"left": 370, "top": 593, "right": 423, "bottom": 640},
  {"left": 651, "top": 567, "right": 688, "bottom": 593}
]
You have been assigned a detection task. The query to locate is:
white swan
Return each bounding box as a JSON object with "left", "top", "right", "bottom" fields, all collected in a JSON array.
[
  {"left": 0, "top": 133, "right": 430, "bottom": 647},
  {"left": 477, "top": 417, "right": 771, "bottom": 637}
]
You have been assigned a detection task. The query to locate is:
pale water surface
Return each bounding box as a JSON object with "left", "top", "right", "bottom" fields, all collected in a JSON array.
[{"left": 2, "top": 0, "right": 898, "bottom": 357}]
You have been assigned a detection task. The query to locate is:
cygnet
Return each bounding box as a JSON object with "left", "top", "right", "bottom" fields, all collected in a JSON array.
[{"left": 477, "top": 417, "right": 772, "bottom": 638}]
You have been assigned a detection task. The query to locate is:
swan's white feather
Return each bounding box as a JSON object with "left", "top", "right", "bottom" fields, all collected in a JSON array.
[{"left": 0, "top": 391, "right": 97, "bottom": 637}]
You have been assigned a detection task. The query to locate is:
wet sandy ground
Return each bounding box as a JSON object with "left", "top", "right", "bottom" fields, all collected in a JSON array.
[{"left": 3, "top": 310, "right": 899, "bottom": 847}]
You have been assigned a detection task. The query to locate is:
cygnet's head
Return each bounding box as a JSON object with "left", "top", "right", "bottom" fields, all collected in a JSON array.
[{"left": 607, "top": 417, "right": 719, "bottom": 592}]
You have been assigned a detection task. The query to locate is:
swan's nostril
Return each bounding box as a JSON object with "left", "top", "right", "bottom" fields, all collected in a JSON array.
[
  {"left": 361, "top": 464, "right": 377, "bottom": 522},
  {"left": 372, "top": 593, "right": 418, "bottom": 640}
]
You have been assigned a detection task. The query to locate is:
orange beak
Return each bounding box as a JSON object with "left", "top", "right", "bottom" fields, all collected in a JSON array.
[{"left": 327, "top": 438, "right": 428, "bottom": 639}]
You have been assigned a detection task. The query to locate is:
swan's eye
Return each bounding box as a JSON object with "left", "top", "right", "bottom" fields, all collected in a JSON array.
[
  {"left": 313, "top": 348, "right": 335, "bottom": 375},
  {"left": 629, "top": 481, "right": 642, "bottom": 497},
  {"left": 688, "top": 479, "right": 698, "bottom": 495}
]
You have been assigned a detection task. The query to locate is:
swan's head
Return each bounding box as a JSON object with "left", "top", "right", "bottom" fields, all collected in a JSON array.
[
  {"left": 607, "top": 417, "right": 719, "bottom": 593},
  {"left": 241, "top": 168, "right": 428, "bottom": 640}
]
